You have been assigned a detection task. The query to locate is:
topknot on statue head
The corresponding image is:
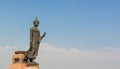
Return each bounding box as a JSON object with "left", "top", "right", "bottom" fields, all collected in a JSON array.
[{"left": 33, "top": 17, "right": 39, "bottom": 27}]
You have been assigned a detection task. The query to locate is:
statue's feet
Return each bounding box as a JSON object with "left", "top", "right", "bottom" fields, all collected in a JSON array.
[
  {"left": 32, "top": 61, "right": 39, "bottom": 66},
  {"left": 27, "top": 60, "right": 39, "bottom": 67}
]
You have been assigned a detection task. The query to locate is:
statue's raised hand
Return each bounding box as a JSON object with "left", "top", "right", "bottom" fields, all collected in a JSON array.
[
  {"left": 43, "top": 32, "right": 46, "bottom": 37},
  {"left": 41, "top": 32, "right": 46, "bottom": 40}
]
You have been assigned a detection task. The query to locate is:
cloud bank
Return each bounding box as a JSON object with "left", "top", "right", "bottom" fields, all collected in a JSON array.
[{"left": 0, "top": 43, "right": 120, "bottom": 69}]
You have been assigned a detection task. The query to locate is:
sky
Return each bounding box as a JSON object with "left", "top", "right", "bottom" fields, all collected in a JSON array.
[
  {"left": 0, "top": 0, "right": 120, "bottom": 49},
  {"left": 0, "top": 0, "right": 120, "bottom": 69}
]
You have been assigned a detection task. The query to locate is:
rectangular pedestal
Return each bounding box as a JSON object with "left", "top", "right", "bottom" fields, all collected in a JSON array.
[{"left": 9, "top": 63, "right": 40, "bottom": 69}]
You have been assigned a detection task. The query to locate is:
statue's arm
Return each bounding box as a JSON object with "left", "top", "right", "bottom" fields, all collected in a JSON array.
[{"left": 41, "top": 32, "right": 46, "bottom": 40}]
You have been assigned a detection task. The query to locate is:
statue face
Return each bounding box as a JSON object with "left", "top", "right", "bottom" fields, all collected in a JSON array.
[{"left": 34, "top": 22, "right": 39, "bottom": 27}]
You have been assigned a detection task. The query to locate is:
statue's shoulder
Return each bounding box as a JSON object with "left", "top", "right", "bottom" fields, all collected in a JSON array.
[
  {"left": 30, "top": 27, "right": 39, "bottom": 32},
  {"left": 30, "top": 27, "right": 35, "bottom": 30}
]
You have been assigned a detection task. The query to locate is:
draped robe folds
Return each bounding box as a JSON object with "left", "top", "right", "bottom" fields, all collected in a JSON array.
[{"left": 25, "top": 26, "right": 41, "bottom": 59}]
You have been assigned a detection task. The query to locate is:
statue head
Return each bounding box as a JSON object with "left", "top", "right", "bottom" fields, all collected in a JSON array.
[{"left": 33, "top": 17, "right": 39, "bottom": 27}]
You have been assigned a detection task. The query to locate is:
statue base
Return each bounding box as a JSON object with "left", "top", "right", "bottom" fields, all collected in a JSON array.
[
  {"left": 9, "top": 51, "right": 40, "bottom": 69},
  {"left": 9, "top": 63, "right": 40, "bottom": 69}
]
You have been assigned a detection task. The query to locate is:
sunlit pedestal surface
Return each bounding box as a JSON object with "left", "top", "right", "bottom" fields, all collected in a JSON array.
[{"left": 9, "top": 51, "right": 40, "bottom": 69}]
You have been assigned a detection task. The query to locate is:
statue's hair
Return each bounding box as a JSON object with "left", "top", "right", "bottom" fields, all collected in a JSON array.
[{"left": 33, "top": 17, "right": 39, "bottom": 24}]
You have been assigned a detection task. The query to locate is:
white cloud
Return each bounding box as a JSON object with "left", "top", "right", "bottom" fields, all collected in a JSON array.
[
  {"left": 0, "top": 43, "right": 120, "bottom": 69},
  {"left": 0, "top": 46, "right": 16, "bottom": 69}
]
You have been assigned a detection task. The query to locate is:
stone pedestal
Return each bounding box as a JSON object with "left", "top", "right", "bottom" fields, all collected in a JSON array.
[
  {"left": 9, "top": 51, "right": 40, "bottom": 69},
  {"left": 9, "top": 63, "right": 40, "bottom": 69}
]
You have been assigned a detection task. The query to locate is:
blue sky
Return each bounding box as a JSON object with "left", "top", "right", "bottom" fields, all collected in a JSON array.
[{"left": 0, "top": 0, "right": 120, "bottom": 50}]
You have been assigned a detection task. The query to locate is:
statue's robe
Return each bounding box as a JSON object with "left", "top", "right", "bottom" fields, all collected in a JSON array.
[{"left": 25, "top": 26, "right": 41, "bottom": 59}]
